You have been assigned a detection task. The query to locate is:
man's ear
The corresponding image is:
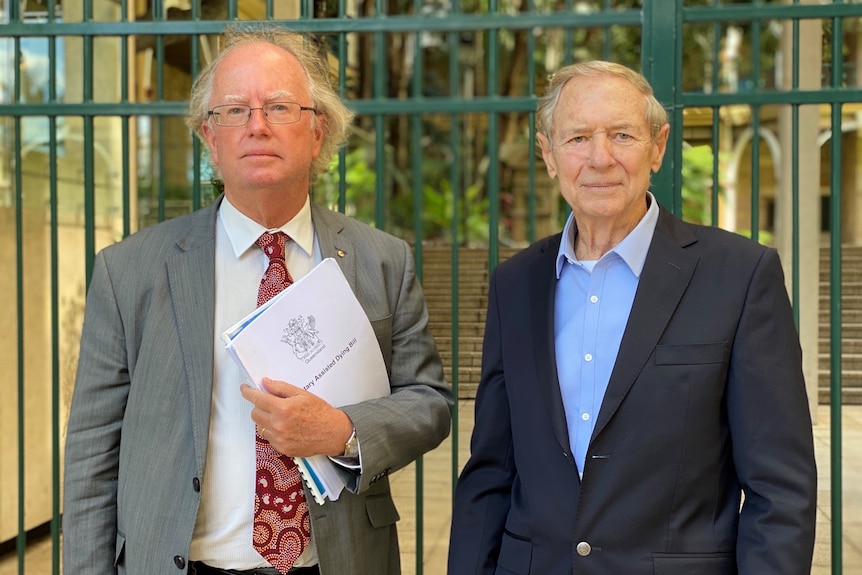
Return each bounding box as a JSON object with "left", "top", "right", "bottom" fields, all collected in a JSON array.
[
  {"left": 537, "top": 133, "right": 557, "bottom": 179},
  {"left": 310, "top": 115, "right": 327, "bottom": 159},
  {"left": 202, "top": 121, "right": 220, "bottom": 166},
  {"left": 651, "top": 123, "right": 670, "bottom": 173}
]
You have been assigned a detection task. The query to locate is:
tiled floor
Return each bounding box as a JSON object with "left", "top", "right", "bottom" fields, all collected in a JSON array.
[{"left": 2, "top": 403, "right": 859, "bottom": 574}]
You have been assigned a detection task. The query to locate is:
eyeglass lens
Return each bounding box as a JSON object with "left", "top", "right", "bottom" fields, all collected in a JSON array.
[{"left": 211, "top": 103, "right": 303, "bottom": 126}]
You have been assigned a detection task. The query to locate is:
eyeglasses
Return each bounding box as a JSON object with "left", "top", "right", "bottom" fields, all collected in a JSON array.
[{"left": 207, "top": 102, "right": 319, "bottom": 127}]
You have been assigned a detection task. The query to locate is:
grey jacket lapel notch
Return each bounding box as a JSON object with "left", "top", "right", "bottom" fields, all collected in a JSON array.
[{"left": 311, "top": 202, "right": 358, "bottom": 291}]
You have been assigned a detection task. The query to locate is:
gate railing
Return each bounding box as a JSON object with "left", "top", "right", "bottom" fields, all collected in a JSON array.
[{"left": 1, "top": 1, "right": 859, "bottom": 573}]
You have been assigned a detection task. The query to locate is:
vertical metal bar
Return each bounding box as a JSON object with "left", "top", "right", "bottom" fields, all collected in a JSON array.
[
  {"left": 791, "top": 14, "right": 801, "bottom": 328},
  {"left": 14, "top": 131, "right": 25, "bottom": 569},
  {"left": 121, "top": 0, "right": 132, "bottom": 237},
  {"left": 487, "top": 0, "right": 499, "bottom": 271},
  {"left": 153, "top": 0, "right": 167, "bottom": 223},
  {"left": 643, "top": 0, "right": 679, "bottom": 212},
  {"left": 829, "top": 12, "right": 844, "bottom": 574},
  {"left": 410, "top": 4, "right": 425, "bottom": 571},
  {"left": 337, "top": 0, "right": 348, "bottom": 214},
  {"left": 750, "top": 106, "right": 760, "bottom": 242},
  {"left": 47, "top": 8, "right": 62, "bottom": 573},
  {"left": 447, "top": 0, "right": 462, "bottom": 501},
  {"left": 84, "top": 2, "right": 97, "bottom": 284},
  {"left": 601, "top": 0, "right": 612, "bottom": 60},
  {"left": 750, "top": 13, "right": 762, "bottom": 242},
  {"left": 374, "top": 0, "right": 387, "bottom": 230},
  {"left": 526, "top": 0, "right": 536, "bottom": 244},
  {"left": 190, "top": 3, "right": 202, "bottom": 211},
  {"left": 12, "top": 10, "right": 25, "bottom": 569},
  {"left": 711, "top": 3, "right": 721, "bottom": 228},
  {"left": 48, "top": 108, "right": 61, "bottom": 575},
  {"left": 563, "top": 0, "right": 573, "bottom": 66},
  {"left": 711, "top": 107, "right": 720, "bottom": 227}
]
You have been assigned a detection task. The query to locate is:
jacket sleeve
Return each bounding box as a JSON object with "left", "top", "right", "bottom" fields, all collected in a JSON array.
[
  {"left": 448, "top": 269, "right": 515, "bottom": 574},
  {"left": 340, "top": 236, "right": 454, "bottom": 493},
  {"left": 728, "top": 248, "right": 817, "bottom": 574},
  {"left": 63, "top": 251, "right": 130, "bottom": 574}
]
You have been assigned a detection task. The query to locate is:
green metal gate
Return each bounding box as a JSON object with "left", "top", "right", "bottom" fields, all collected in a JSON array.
[{"left": 2, "top": 0, "right": 860, "bottom": 573}]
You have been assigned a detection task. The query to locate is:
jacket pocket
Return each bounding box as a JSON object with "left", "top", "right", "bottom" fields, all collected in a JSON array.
[
  {"left": 369, "top": 315, "right": 393, "bottom": 373},
  {"left": 653, "top": 552, "right": 735, "bottom": 575},
  {"left": 114, "top": 530, "right": 126, "bottom": 567},
  {"left": 654, "top": 342, "right": 728, "bottom": 365},
  {"left": 365, "top": 492, "right": 400, "bottom": 528},
  {"left": 495, "top": 530, "right": 533, "bottom": 574}
]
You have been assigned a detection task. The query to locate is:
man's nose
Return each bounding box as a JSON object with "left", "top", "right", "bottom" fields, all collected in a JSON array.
[
  {"left": 246, "top": 107, "right": 270, "bottom": 130},
  {"left": 588, "top": 134, "right": 614, "bottom": 166}
]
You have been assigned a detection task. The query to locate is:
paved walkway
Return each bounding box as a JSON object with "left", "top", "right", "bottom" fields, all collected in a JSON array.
[{"left": 1, "top": 404, "right": 859, "bottom": 574}]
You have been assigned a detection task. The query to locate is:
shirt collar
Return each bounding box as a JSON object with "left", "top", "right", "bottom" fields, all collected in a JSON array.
[
  {"left": 218, "top": 195, "right": 315, "bottom": 259},
  {"left": 555, "top": 191, "right": 659, "bottom": 279}
]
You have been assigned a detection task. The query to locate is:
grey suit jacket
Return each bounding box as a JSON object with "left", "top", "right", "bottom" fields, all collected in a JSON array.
[{"left": 63, "top": 196, "right": 453, "bottom": 575}]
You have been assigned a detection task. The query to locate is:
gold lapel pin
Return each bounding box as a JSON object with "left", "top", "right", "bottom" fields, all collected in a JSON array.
[{"left": 337, "top": 250, "right": 346, "bottom": 258}]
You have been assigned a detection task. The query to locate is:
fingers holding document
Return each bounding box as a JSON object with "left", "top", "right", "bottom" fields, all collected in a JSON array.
[{"left": 241, "top": 377, "right": 354, "bottom": 458}]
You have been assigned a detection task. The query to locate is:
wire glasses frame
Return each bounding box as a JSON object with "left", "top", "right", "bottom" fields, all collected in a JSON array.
[{"left": 208, "top": 102, "right": 319, "bottom": 126}]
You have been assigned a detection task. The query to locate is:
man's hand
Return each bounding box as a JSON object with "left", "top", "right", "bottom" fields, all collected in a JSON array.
[{"left": 241, "top": 377, "right": 354, "bottom": 458}]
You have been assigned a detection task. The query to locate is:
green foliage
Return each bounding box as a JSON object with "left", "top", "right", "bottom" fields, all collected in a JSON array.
[
  {"left": 315, "top": 139, "right": 490, "bottom": 246},
  {"left": 314, "top": 147, "right": 381, "bottom": 225},
  {"left": 681, "top": 144, "right": 715, "bottom": 225},
  {"left": 418, "top": 178, "right": 489, "bottom": 246}
]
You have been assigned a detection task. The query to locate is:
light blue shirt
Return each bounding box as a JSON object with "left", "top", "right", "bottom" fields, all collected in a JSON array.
[{"left": 554, "top": 193, "right": 659, "bottom": 478}]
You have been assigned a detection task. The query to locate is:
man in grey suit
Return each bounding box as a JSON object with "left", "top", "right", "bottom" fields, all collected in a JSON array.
[
  {"left": 63, "top": 26, "right": 452, "bottom": 575},
  {"left": 448, "top": 61, "right": 816, "bottom": 574}
]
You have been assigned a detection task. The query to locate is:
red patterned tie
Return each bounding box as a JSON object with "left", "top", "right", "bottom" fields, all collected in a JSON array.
[{"left": 253, "top": 231, "right": 310, "bottom": 574}]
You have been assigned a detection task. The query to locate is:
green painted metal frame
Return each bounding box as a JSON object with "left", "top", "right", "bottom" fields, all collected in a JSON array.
[{"left": 3, "top": 1, "right": 859, "bottom": 574}]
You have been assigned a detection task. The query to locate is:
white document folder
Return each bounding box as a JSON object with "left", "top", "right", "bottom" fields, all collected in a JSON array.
[{"left": 221, "top": 257, "right": 390, "bottom": 504}]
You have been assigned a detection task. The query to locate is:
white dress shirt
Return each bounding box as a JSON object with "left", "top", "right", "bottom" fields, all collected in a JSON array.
[
  {"left": 189, "top": 195, "right": 320, "bottom": 569},
  {"left": 554, "top": 192, "right": 659, "bottom": 479}
]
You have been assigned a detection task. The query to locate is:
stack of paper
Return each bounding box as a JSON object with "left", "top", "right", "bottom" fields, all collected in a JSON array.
[{"left": 221, "top": 257, "right": 390, "bottom": 504}]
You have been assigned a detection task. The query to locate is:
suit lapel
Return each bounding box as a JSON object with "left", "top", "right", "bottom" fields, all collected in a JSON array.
[
  {"left": 591, "top": 208, "right": 699, "bottom": 441},
  {"left": 528, "top": 234, "right": 571, "bottom": 455},
  {"left": 166, "top": 199, "right": 219, "bottom": 475},
  {"left": 311, "top": 203, "right": 357, "bottom": 291}
]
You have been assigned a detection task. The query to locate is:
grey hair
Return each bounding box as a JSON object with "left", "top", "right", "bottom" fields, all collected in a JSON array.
[
  {"left": 536, "top": 61, "right": 668, "bottom": 142},
  {"left": 186, "top": 25, "right": 355, "bottom": 178}
]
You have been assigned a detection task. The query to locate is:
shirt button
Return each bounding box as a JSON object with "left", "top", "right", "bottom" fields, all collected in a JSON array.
[
  {"left": 584, "top": 353, "right": 593, "bottom": 362},
  {"left": 590, "top": 295, "right": 598, "bottom": 303},
  {"left": 581, "top": 412, "right": 590, "bottom": 421},
  {"left": 576, "top": 541, "right": 592, "bottom": 556},
  {"left": 173, "top": 556, "right": 186, "bottom": 569}
]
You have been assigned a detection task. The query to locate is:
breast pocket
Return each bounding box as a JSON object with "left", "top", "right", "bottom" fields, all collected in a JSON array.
[{"left": 654, "top": 342, "right": 728, "bottom": 366}]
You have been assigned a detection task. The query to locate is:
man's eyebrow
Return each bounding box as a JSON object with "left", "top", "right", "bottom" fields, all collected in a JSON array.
[
  {"left": 267, "top": 90, "right": 295, "bottom": 101},
  {"left": 215, "top": 91, "right": 297, "bottom": 104}
]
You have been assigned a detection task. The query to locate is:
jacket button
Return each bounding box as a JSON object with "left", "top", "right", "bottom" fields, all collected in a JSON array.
[
  {"left": 173, "top": 556, "right": 186, "bottom": 569},
  {"left": 193, "top": 477, "right": 201, "bottom": 492},
  {"left": 576, "top": 541, "right": 591, "bottom": 556}
]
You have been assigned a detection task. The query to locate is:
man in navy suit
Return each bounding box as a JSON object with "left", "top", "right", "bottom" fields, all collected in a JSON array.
[{"left": 448, "top": 61, "right": 816, "bottom": 575}]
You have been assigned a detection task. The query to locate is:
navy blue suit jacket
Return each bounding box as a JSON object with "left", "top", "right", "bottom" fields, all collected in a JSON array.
[{"left": 448, "top": 206, "right": 816, "bottom": 575}]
